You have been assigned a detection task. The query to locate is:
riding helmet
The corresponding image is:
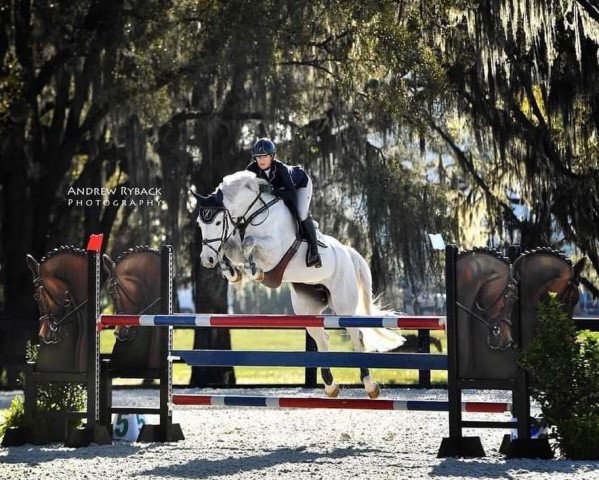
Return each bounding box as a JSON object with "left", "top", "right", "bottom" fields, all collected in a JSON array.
[{"left": 252, "top": 138, "right": 276, "bottom": 157}]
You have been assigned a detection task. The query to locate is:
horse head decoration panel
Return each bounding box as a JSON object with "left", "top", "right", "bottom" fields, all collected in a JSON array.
[
  {"left": 103, "top": 246, "right": 164, "bottom": 371},
  {"left": 26, "top": 246, "right": 90, "bottom": 373},
  {"left": 514, "top": 248, "right": 585, "bottom": 348},
  {"left": 455, "top": 246, "right": 585, "bottom": 380},
  {"left": 455, "top": 248, "right": 518, "bottom": 380}
]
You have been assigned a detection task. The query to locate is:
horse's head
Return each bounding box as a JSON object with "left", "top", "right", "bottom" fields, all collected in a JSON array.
[
  {"left": 515, "top": 249, "right": 586, "bottom": 318},
  {"left": 104, "top": 248, "right": 161, "bottom": 341},
  {"left": 456, "top": 250, "right": 515, "bottom": 351},
  {"left": 26, "top": 248, "right": 88, "bottom": 344},
  {"left": 219, "top": 171, "right": 273, "bottom": 218},
  {"left": 193, "top": 189, "right": 232, "bottom": 268}
]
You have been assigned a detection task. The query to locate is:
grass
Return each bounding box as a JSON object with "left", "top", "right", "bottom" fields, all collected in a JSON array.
[{"left": 100, "top": 328, "right": 448, "bottom": 386}]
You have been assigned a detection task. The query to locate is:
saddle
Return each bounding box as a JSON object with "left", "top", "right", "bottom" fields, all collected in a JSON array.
[{"left": 260, "top": 228, "right": 328, "bottom": 289}]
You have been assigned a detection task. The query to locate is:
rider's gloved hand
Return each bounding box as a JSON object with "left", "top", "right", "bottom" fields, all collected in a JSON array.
[{"left": 259, "top": 184, "right": 274, "bottom": 194}]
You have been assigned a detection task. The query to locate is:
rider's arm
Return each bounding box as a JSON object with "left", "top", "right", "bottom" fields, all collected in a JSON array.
[
  {"left": 273, "top": 161, "right": 296, "bottom": 196},
  {"left": 272, "top": 161, "right": 300, "bottom": 219}
]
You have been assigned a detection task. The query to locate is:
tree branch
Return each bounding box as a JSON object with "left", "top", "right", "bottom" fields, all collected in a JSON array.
[
  {"left": 581, "top": 277, "right": 599, "bottom": 301},
  {"left": 576, "top": 0, "right": 599, "bottom": 23},
  {"left": 428, "top": 118, "right": 521, "bottom": 226}
]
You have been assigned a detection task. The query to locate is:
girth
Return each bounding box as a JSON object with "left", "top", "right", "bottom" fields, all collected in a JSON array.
[{"left": 260, "top": 237, "right": 302, "bottom": 289}]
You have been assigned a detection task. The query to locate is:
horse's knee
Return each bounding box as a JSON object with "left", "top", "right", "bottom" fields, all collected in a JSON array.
[
  {"left": 345, "top": 327, "right": 365, "bottom": 351},
  {"left": 307, "top": 327, "right": 329, "bottom": 344}
]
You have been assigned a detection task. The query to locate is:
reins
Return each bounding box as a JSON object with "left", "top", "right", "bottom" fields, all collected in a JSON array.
[
  {"left": 33, "top": 277, "right": 88, "bottom": 337},
  {"left": 109, "top": 275, "right": 161, "bottom": 316},
  {"left": 233, "top": 193, "right": 280, "bottom": 240},
  {"left": 455, "top": 299, "right": 513, "bottom": 337}
]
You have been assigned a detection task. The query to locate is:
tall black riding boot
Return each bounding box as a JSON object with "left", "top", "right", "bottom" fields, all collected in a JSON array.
[{"left": 301, "top": 216, "right": 322, "bottom": 268}]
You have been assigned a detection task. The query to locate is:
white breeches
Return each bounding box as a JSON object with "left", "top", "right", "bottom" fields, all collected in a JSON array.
[{"left": 296, "top": 176, "right": 313, "bottom": 221}]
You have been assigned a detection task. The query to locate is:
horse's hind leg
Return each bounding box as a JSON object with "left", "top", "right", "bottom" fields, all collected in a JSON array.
[
  {"left": 306, "top": 327, "right": 340, "bottom": 398},
  {"left": 346, "top": 327, "right": 380, "bottom": 399},
  {"left": 289, "top": 284, "right": 338, "bottom": 397},
  {"left": 329, "top": 277, "right": 380, "bottom": 399}
]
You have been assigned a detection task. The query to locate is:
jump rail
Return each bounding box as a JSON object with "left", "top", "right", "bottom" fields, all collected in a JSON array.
[
  {"left": 171, "top": 394, "right": 511, "bottom": 413},
  {"left": 169, "top": 350, "right": 448, "bottom": 370},
  {"left": 99, "top": 314, "right": 446, "bottom": 330}
]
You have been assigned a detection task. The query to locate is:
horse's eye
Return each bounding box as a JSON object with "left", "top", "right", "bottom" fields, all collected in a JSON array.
[{"left": 216, "top": 221, "right": 221, "bottom": 226}]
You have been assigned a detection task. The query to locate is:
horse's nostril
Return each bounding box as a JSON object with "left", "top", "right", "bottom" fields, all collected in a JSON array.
[{"left": 208, "top": 256, "right": 214, "bottom": 264}]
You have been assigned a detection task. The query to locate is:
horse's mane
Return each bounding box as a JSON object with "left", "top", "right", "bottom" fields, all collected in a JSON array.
[
  {"left": 458, "top": 247, "right": 508, "bottom": 263},
  {"left": 40, "top": 245, "right": 86, "bottom": 263},
  {"left": 515, "top": 247, "right": 572, "bottom": 267},
  {"left": 220, "top": 170, "right": 268, "bottom": 202},
  {"left": 115, "top": 245, "right": 160, "bottom": 263}
]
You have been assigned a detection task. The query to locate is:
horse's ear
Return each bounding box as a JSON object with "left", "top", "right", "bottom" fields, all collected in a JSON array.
[
  {"left": 190, "top": 188, "right": 209, "bottom": 202},
  {"left": 26, "top": 254, "right": 40, "bottom": 278},
  {"left": 102, "top": 254, "right": 116, "bottom": 279},
  {"left": 573, "top": 257, "right": 586, "bottom": 281}
]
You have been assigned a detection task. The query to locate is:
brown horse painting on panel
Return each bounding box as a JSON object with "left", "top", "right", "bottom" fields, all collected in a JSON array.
[
  {"left": 455, "top": 249, "right": 517, "bottom": 379},
  {"left": 515, "top": 248, "right": 585, "bottom": 349},
  {"left": 26, "top": 247, "right": 90, "bottom": 373},
  {"left": 103, "top": 247, "right": 163, "bottom": 371},
  {"left": 456, "top": 247, "right": 585, "bottom": 380}
]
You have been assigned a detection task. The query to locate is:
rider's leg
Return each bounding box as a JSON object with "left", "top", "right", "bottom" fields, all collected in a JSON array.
[
  {"left": 296, "top": 179, "right": 322, "bottom": 268},
  {"left": 301, "top": 216, "right": 322, "bottom": 268}
]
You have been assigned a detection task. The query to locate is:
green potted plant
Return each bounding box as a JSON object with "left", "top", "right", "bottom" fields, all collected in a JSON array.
[
  {"left": 518, "top": 294, "right": 599, "bottom": 459},
  {"left": 1, "top": 342, "right": 85, "bottom": 445}
]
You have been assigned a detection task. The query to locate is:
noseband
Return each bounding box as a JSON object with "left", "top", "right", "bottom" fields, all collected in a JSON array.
[
  {"left": 200, "top": 207, "right": 235, "bottom": 259},
  {"left": 33, "top": 276, "right": 88, "bottom": 343},
  {"left": 456, "top": 264, "right": 517, "bottom": 351},
  {"left": 200, "top": 191, "right": 279, "bottom": 257}
]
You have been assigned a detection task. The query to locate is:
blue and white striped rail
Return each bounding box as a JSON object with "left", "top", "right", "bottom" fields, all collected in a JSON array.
[
  {"left": 169, "top": 350, "right": 448, "bottom": 370},
  {"left": 171, "top": 394, "right": 511, "bottom": 413},
  {"left": 100, "top": 314, "right": 446, "bottom": 330}
]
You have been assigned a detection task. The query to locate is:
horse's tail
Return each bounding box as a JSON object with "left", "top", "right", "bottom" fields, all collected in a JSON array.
[{"left": 348, "top": 247, "right": 405, "bottom": 352}]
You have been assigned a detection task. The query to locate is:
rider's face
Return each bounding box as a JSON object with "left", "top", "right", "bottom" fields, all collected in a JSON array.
[{"left": 255, "top": 154, "right": 273, "bottom": 170}]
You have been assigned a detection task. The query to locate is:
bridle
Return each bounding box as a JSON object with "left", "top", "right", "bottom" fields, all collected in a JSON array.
[
  {"left": 457, "top": 278, "right": 517, "bottom": 351},
  {"left": 107, "top": 273, "right": 161, "bottom": 341},
  {"left": 455, "top": 257, "right": 517, "bottom": 351},
  {"left": 232, "top": 191, "right": 280, "bottom": 241},
  {"left": 200, "top": 207, "right": 237, "bottom": 259},
  {"left": 108, "top": 275, "right": 161, "bottom": 316},
  {"left": 199, "top": 190, "right": 280, "bottom": 257},
  {"left": 560, "top": 277, "right": 581, "bottom": 309},
  {"left": 33, "top": 276, "right": 88, "bottom": 344}
]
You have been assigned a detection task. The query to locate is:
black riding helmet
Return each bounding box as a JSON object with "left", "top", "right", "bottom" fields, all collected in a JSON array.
[{"left": 251, "top": 138, "right": 276, "bottom": 158}]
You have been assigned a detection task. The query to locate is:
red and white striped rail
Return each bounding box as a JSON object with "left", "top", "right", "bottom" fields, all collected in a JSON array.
[
  {"left": 171, "top": 394, "right": 510, "bottom": 413},
  {"left": 99, "top": 314, "right": 446, "bottom": 330}
]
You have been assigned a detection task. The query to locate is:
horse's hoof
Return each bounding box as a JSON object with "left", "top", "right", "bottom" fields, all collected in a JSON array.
[
  {"left": 367, "top": 382, "right": 380, "bottom": 399},
  {"left": 325, "top": 383, "right": 340, "bottom": 398}
]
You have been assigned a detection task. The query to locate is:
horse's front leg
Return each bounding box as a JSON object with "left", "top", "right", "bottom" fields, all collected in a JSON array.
[
  {"left": 306, "top": 327, "right": 340, "bottom": 398},
  {"left": 346, "top": 327, "right": 380, "bottom": 399},
  {"left": 218, "top": 257, "right": 242, "bottom": 283},
  {"left": 241, "top": 236, "right": 265, "bottom": 282}
]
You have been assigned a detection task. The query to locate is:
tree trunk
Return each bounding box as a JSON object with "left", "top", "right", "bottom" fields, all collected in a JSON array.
[
  {"left": 189, "top": 229, "right": 236, "bottom": 386},
  {"left": 0, "top": 138, "right": 36, "bottom": 387}
]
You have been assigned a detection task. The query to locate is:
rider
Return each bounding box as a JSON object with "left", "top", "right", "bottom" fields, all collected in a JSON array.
[{"left": 246, "top": 138, "right": 322, "bottom": 268}]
